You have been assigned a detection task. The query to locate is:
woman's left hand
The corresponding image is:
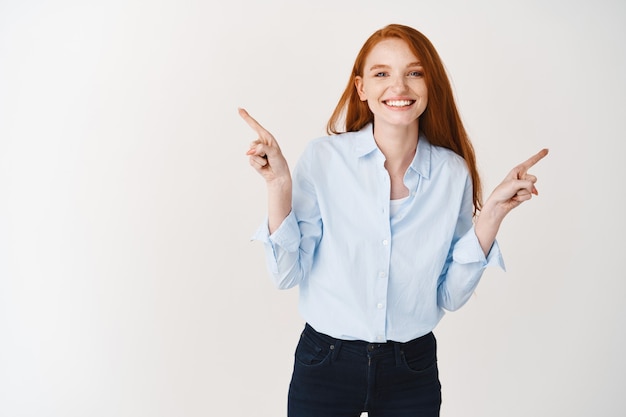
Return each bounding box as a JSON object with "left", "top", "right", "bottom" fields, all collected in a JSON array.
[
  {"left": 474, "top": 148, "right": 548, "bottom": 255},
  {"left": 482, "top": 148, "right": 549, "bottom": 221}
]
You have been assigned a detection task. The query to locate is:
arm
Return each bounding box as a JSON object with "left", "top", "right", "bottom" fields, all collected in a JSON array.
[
  {"left": 437, "top": 174, "right": 505, "bottom": 311},
  {"left": 437, "top": 149, "right": 548, "bottom": 311},
  {"left": 240, "top": 108, "right": 321, "bottom": 289}
]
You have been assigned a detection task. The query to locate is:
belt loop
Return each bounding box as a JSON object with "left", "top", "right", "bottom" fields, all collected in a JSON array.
[
  {"left": 331, "top": 340, "right": 343, "bottom": 361},
  {"left": 394, "top": 342, "right": 402, "bottom": 367}
]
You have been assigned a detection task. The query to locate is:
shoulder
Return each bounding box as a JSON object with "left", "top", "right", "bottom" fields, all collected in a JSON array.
[
  {"left": 302, "top": 130, "right": 363, "bottom": 159},
  {"left": 308, "top": 130, "right": 363, "bottom": 148},
  {"left": 429, "top": 143, "right": 470, "bottom": 178}
]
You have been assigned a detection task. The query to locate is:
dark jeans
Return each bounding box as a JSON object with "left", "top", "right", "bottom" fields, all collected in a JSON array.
[{"left": 288, "top": 324, "right": 441, "bottom": 417}]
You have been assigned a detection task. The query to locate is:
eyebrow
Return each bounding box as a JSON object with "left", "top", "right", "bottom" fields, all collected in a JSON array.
[{"left": 368, "top": 62, "right": 423, "bottom": 71}]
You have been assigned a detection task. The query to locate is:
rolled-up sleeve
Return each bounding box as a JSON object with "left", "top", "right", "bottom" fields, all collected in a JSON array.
[
  {"left": 452, "top": 226, "right": 505, "bottom": 268},
  {"left": 252, "top": 211, "right": 303, "bottom": 288},
  {"left": 437, "top": 170, "right": 506, "bottom": 312},
  {"left": 437, "top": 225, "right": 506, "bottom": 311}
]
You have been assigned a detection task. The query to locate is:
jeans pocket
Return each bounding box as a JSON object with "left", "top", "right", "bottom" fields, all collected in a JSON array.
[
  {"left": 294, "top": 332, "right": 332, "bottom": 367},
  {"left": 400, "top": 335, "right": 438, "bottom": 374},
  {"left": 401, "top": 351, "right": 438, "bottom": 374}
]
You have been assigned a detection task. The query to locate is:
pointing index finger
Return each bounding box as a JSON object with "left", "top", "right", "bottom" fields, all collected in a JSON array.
[
  {"left": 238, "top": 108, "right": 269, "bottom": 137},
  {"left": 518, "top": 148, "right": 549, "bottom": 172}
]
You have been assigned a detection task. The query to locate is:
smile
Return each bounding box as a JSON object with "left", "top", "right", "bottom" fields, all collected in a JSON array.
[{"left": 384, "top": 99, "right": 415, "bottom": 107}]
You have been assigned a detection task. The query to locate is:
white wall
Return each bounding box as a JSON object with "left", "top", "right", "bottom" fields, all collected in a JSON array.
[{"left": 1, "top": 0, "right": 624, "bottom": 416}]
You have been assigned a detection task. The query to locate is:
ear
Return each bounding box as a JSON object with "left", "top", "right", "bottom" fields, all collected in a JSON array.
[{"left": 355, "top": 76, "right": 367, "bottom": 101}]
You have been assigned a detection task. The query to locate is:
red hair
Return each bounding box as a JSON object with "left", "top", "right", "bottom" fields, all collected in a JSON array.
[{"left": 327, "top": 24, "right": 483, "bottom": 213}]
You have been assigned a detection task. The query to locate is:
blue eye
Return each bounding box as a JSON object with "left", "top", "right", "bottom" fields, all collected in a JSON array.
[
  {"left": 408, "top": 71, "right": 423, "bottom": 77},
  {"left": 375, "top": 72, "right": 388, "bottom": 77}
]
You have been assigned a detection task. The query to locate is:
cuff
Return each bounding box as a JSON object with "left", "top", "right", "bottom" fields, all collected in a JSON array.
[
  {"left": 251, "top": 210, "right": 300, "bottom": 253},
  {"left": 452, "top": 226, "right": 506, "bottom": 271}
]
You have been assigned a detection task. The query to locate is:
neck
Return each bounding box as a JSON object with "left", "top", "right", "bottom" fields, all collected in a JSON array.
[{"left": 373, "top": 121, "right": 419, "bottom": 173}]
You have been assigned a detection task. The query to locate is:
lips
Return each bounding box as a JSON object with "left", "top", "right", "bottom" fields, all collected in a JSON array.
[{"left": 384, "top": 99, "right": 415, "bottom": 107}]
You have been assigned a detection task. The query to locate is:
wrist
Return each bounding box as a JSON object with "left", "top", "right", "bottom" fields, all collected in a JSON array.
[
  {"left": 478, "top": 200, "right": 505, "bottom": 225},
  {"left": 267, "top": 175, "right": 292, "bottom": 190},
  {"left": 474, "top": 204, "right": 503, "bottom": 257}
]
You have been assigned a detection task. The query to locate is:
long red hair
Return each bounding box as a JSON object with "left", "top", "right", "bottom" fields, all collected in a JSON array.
[{"left": 327, "top": 24, "right": 483, "bottom": 213}]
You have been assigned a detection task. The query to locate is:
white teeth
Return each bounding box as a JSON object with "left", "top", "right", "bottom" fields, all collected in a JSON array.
[{"left": 385, "top": 100, "right": 413, "bottom": 107}]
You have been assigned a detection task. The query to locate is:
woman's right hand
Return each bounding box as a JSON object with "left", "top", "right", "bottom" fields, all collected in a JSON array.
[
  {"left": 239, "top": 108, "right": 293, "bottom": 233},
  {"left": 239, "top": 108, "right": 291, "bottom": 184}
]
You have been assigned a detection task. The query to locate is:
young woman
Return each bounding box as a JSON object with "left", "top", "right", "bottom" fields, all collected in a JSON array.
[{"left": 240, "top": 24, "right": 547, "bottom": 417}]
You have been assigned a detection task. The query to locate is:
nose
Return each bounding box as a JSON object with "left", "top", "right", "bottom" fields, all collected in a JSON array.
[{"left": 390, "top": 75, "right": 408, "bottom": 92}]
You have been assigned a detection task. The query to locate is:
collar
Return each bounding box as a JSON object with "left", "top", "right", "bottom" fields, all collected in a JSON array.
[
  {"left": 353, "top": 123, "right": 432, "bottom": 179},
  {"left": 411, "top": 132, "right": 431, "bottom": 180},
  {"left": 354, "top": 124, "right": 379, "bottom": 158}
]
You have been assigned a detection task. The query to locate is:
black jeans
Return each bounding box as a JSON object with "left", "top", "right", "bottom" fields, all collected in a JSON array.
[{"left": 288, "top": 324, "right": 441, "bottom": 417}]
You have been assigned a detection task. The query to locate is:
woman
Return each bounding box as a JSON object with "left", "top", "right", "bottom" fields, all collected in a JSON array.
[{"left": 240, "top": 24, "right": 547, "bottom": 417}]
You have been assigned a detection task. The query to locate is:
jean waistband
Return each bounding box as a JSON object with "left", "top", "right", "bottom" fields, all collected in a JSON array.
[{"left": 303, "top": 323, "right": 434, "bottom": 364}]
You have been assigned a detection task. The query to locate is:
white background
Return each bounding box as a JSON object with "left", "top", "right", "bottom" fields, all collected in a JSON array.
[{"left": 1, "top": 0, "right": 624, "bottom": 416}]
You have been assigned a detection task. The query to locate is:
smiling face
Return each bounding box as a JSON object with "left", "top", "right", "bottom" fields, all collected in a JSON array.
[{"left": 355, "top": 38, "right": 428, "bottom": 131}]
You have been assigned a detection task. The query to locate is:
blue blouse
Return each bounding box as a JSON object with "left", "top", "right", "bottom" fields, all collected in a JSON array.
[{"left": 253, "top": 124, "right": 504, "bottom": 343}]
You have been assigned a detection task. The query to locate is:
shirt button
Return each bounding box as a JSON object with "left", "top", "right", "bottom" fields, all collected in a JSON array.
[
  {"left": 378, "top": 271, "right": 386, "bottom": 278},
  {"left": 377, "top": 303, "right": 384, "bottom": 309},
  {"left": 382, "top": 239, "right": 389, "bottom": 246},
  {"left": 376, "top": 335, "right": 384, "bottom": 342}
]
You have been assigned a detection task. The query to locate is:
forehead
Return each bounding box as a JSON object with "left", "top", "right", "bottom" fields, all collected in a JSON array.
[{"left": 364, "top": 38, "right": 421, "bottom": 66}]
